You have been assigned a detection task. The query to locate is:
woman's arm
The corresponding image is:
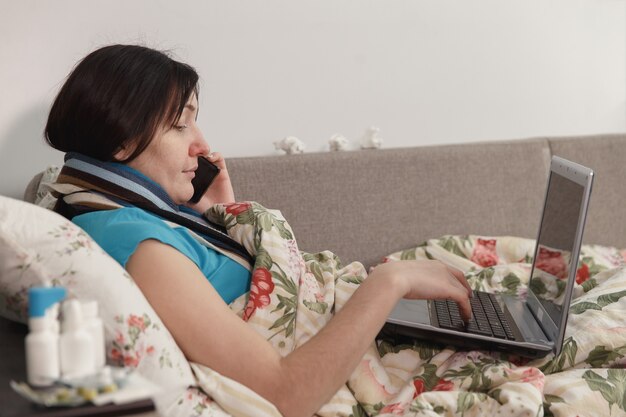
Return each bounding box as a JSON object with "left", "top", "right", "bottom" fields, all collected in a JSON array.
[{"left": 126, "top": 240, "right": 471, "bottom": 417}]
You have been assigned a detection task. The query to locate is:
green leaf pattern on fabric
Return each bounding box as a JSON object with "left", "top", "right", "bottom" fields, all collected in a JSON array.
[
  {"left": 438, "top": 235, "right": 470, "bottom": 259},
  {"left": 501, "top": 273, "right": 521, "bottom": 295},
  {"left": 571, "top": 289, "right": 626, "bottom": 315},
  {"left": 582, "top": 369, "right": 626, "bottom": 414},
  {"left": 581, "top": 277, "right": 599, "bottom": 293},
  {"left": 457, "top": 392, "right": 487, "bottom": 416},
  {"left": 539, "top": 338, "right": 578, "bottom": 374},
  {"left": 585, "top": 345, "right": 626, "bottom": 368},
  {"left": 445, "top": 363, "right": 489, "bottom": 391}
]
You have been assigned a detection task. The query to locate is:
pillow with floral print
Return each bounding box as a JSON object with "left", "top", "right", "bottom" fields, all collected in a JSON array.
[{"left": 0, "top": 195, "right": 195, "bottom": 393}]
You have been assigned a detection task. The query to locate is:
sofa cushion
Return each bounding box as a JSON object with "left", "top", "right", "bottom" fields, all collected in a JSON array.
[
  {"left": 228, "top": 138, "right": 552, "bottom": 268},
  {"left": 547, "top": 134, "right": 626, "bottom": 249}
]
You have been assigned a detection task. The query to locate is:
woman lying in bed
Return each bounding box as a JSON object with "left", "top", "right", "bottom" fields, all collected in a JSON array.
[{"left": 44, "top": 44, "right": 472, "bottom": 417}]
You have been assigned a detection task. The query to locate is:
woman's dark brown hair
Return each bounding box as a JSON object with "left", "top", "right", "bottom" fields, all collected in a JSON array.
[{"left": 45, "top": 44, "right": 199, "bottom": 162}]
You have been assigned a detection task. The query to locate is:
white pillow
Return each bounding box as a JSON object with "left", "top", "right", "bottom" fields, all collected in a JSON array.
[
  {"left": 0, "top": 195, "right": 195, "bottom": 391},
  {"left": 0, "top": 193, "right": 279, "bottom": 416}
]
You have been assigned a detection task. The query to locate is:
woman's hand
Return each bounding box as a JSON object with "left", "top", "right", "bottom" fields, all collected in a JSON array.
[
  {"left": 370, "top": 260, "right": 473, "bottom": 322},
  {"left": 185, "top": 152, "right": 235, "bottom": 213}
]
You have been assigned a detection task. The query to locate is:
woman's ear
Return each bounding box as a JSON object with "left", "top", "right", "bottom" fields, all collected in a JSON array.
[{"left": 113, "top": 145, "right": 133, "bottom": 161}]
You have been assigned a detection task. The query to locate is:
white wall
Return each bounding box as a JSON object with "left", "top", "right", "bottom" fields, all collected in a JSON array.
[{"left": 1, "top": 0, "right": 624, "bottom": 198}]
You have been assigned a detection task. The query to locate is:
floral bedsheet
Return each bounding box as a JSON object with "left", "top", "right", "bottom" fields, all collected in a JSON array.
[{"left": 186, "top": 203, "right": 626, "bottom": 417}]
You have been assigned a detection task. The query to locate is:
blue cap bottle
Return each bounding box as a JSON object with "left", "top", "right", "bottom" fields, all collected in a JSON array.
[
  {"left": 26, "top": 286, "right": 66, "bottom": 386},
  {"left": 28, "top": 287, "right": 66, "bottom": 318}
]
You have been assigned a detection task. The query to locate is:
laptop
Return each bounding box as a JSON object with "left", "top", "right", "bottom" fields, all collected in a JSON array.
[{"left": 379, "top": 156, "right": 594, "bottom": 358}]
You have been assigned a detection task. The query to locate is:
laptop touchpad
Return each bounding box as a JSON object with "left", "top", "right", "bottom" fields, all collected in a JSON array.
[{"left": 388, "top": 299, "right": 431, "bottom": 325}]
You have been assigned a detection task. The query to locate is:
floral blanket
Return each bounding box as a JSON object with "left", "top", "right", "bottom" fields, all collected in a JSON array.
[{"left": 183, "top": 202, "right": 626, "bottom": 417}]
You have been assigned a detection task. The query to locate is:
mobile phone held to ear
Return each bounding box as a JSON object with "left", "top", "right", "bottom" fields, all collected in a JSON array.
[{"left": 188, "top": 157, "right": 220, "bottom": 204}]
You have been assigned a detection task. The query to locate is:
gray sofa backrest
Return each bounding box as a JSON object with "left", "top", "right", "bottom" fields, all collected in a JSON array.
[
  {"left": 229, "top": 134, "right": 626, "bottom": 268},
  {"left": 549, "top": 134, "right": 626, "bottom": 250},
  {"left": 24, "top": 133, "right": 626, "bottom": 268}
]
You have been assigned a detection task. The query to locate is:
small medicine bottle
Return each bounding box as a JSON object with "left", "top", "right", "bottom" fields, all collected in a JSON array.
[
  {"left": 81, "top": 300, "right": 106, "bottom": 371},
  {"left": 60, "top": 300, "right": 95, "bottom": 378}
]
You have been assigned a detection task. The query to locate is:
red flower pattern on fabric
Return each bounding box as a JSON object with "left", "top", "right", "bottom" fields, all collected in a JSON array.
[
  {"left": 507, "top": 354, "right": 530, "bottom": 367},
  {"left": 379, "top": 402, "right": 405, "bottom": 415},
  {"left": 536, "top": 247, "right": 568, "bottom": 279},
  {"left": 124, "top": 354, "right": 139, "bottom": 368},
  {"left": 432, "top": 378, "right": 454, "bottom": 391},
  {"left": 412, "top": 378, "right": 425, "bottom": 398},
  {"left": 520, "top": 367, "right": 545, "bottom": 391},
  {"left": 127, "top": 314, "right": 146, "bottom": 331},
  {"left": 109, "top": 314, "right": 156, "bottom": 369},
  {"left": 576, "top": 263, "right": 590, "bottom": 284},
  {"left": 110, "top": 348, "right": 123, "bottom": 362},
  {"left": 225, "top": 202, "right": 252, "bottom": 216},
  {"left": 243, "top": 267, "right": 275, "bottom": 321},
  {"left": 471, "top": 238, "right": 498, "bottom": 267}
]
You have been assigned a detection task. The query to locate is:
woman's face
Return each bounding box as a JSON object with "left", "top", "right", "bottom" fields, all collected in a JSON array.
[{"left": 123, "top": 94, "right": 209, "bottom": 204}]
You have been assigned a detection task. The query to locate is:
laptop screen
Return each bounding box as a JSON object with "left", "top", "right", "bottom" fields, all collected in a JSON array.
[{"left": 528, "top": 171, "right": 585, "bottom": 328}]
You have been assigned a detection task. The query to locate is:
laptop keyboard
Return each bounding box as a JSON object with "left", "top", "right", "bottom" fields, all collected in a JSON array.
[{"left": 434, "top": 291, "right": 515, "bottom": 340}]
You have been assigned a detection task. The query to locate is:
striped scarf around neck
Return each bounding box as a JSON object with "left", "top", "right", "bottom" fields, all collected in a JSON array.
[{"left": 51, "top": 152, "right": 252, "bottom": 267}]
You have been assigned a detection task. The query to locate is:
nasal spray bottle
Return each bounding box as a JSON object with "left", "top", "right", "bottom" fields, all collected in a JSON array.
[{"left": 26, "top": 287, "right": 66, "bottom": 387}]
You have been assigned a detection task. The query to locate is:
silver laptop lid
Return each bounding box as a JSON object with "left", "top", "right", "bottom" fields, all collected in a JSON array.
[{"left": 525, "top": 156, "right": 594, "bottom": 355}]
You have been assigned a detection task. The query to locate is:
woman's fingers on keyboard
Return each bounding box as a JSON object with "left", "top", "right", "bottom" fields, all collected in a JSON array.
[{"left": 447, "top": 266, "right": 473, "bottom": 297}]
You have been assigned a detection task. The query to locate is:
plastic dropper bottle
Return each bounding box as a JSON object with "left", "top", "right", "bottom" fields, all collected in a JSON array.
[
  {"left": 60, "top": 300, "right": 95, "bottom": 379},
  {"left": 25, "top": 287, "right": 66, "bottom": 387},
  {"left": 81, "top": 300, "right": 105, "bottom": 371}
]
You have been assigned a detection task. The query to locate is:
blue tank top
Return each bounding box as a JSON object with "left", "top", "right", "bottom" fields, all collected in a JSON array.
[{"left": 73, "top": 207, "right": 251, "bottom": 304}]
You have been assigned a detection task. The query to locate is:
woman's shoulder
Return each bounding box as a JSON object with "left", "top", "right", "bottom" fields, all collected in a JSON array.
[
  {"left": 73, "top": 207, "right": 175, "bottom": 238},
  {"left": 76, "top": 206, "right": 161, "bottom": 223},
  {"left": 72, "top": 207, "right": 190, "bottom": 268}
]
